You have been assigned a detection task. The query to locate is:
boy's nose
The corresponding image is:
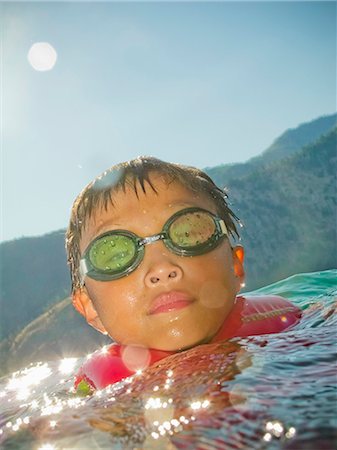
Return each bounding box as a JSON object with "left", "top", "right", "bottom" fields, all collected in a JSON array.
[{"left": 144, "top": 248, "right": 183, "bottom": 287}]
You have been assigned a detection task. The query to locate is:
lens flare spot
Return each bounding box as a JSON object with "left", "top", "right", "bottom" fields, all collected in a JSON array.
[
  {"left": 235, "top": 349, "right": 252, "bottom": 371},
  {"left": 92, "top": 169, "right": 124, "bottom": 191},
  {"left": 121, "top": 346, "right": 151, "bottom": 372},
  {"left": 228, "top": 384, "right": 249, "bottom": 412}
]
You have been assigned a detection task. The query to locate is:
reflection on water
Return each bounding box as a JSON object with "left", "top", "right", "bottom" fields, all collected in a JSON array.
[{"left": 0, "top": 270, "right": 336, "bottom": 449}]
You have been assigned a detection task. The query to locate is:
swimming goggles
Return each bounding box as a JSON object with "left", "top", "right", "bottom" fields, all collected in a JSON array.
[{"left": 80, "top": 207, "right": 228, "bottom": 282}]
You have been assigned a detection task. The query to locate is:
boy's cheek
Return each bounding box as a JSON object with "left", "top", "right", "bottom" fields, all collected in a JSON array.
[{"left": 87, "top": 287, "right": 147, "bottom": 338}]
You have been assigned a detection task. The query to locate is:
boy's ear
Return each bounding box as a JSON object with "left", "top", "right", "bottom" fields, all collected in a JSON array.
[
  {"left": 232, "top": 245, "right": 245, "bottom": 288},
  {"left": 72, "top": 288, "right": 108, "bottom": 335}
]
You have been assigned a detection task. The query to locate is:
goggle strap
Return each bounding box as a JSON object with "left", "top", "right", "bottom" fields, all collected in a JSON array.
[
  {"left": 219, "top": 219, "right": 228, "bottom": 236},
  {"left": 80, "top": 259, "right": 89, "bottom": 283}
]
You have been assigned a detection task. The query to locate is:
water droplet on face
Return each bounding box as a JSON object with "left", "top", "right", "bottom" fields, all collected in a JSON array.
[
  {"left": 110, "top": 241, "right": 115, "bottom": 247},
  {"left": 185, "top": 232, "right": 190, "bottom": 237},
  {"left": 101, "top": 251, "right": 105, "bottom": 255}
]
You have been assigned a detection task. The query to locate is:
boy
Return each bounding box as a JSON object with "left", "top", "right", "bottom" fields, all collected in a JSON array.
[{"left": 66, "top": 156, "right": 301, "bottom": 389}]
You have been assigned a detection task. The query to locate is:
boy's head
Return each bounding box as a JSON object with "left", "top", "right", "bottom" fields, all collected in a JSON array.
[{"left": 66, "top": 156, "right": 245, "bottom": 351}]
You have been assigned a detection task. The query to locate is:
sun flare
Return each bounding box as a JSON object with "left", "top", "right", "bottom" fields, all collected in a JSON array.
[{"left": 27, "top": 42, "right": 57, "bottom": 71}]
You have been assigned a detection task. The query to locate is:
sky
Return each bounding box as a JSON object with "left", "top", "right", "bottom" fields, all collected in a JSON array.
[{"left": 1, "top": 1, "right": 336, "bottom": 242}]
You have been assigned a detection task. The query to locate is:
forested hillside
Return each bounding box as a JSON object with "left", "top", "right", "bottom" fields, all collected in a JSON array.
[
  {"left": 228, "top": 127, "right": 336, "bottom": 289},
  {"left": 206, "top": 112, "right": 336, "bottom": 186},
  {"left": 0, "top": 230, "right": 69, "bottom": 341}
]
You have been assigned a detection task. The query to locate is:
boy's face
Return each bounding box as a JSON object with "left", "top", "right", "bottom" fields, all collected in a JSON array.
[{"left": 73, "top": 173, "right": 245, "bottom": 352}]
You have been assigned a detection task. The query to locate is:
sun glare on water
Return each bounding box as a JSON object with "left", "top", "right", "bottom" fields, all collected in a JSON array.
[
  {"left": 58, "top": 358, "right": 78, "bottom": 375},
  {"left": 27, "top": 42, "right": 57, "bottom": 71}
]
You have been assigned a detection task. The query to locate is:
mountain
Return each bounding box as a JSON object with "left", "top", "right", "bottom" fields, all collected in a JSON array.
[
  {"left": 257, "top": 112, "right": 337, "bottom": 163},
  {"left": 0, "top": 230, "right": 69, "bottom": 341},
  {"left": 0, "top": 113, "right": 336, "bottom": 375},
  {"left": 228, "top": 126, "right": 336, "bottom": 289},
  {"left": 205, "top": 112, "right": 337, "bottom": 187}
]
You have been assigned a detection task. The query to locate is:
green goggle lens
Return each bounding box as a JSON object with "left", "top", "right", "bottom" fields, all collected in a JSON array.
[
  {"left": 168, "top": 211, "right": 216, "bottom": 248},
  {"left": 88, "top": 234, "right": 137, "bottom": 272},
  {"left": 80, "top": 207, "right": 227, "bottom": 282}
]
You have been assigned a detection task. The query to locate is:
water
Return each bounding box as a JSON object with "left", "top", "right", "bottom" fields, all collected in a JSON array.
[{"left": 0, "top": 270, "right": 336, "bottom": 449}]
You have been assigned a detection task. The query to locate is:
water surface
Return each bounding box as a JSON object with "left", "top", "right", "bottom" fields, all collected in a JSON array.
[{"left": 1, "top": 270, "right": 336, "bottom": 449}]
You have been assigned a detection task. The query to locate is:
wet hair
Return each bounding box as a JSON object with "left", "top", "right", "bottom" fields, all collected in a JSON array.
[{"left": 66, "top": 156, "right": 240, "bottom": 292}]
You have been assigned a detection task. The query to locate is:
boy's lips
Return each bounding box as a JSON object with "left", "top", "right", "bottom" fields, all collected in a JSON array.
[{"left": 148, "top": 291, "right": 195, "bottom": 315}]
